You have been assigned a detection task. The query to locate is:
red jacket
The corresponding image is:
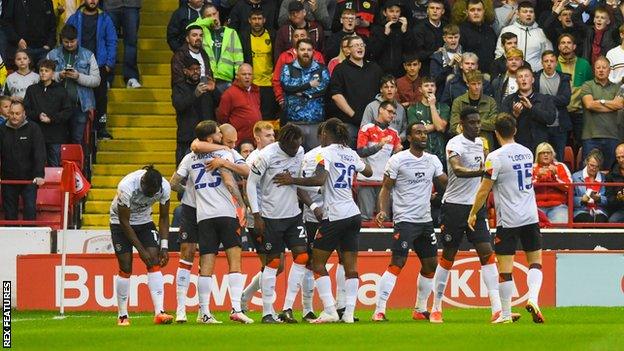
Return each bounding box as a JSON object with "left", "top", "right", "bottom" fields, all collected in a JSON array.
[
  {"left": 216, "top": 81, "right": 261, "bottom": 145},
  {"left": 272, "top": 48, "right": 325, "bottom": 104},
  {"left": 532, "top": 161, "right": 572, "bottom": 208}
]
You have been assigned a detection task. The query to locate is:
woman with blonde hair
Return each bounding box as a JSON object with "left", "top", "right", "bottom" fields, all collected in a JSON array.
[{"left": 532, "top": 142, "right": 572, "bottom": 223}]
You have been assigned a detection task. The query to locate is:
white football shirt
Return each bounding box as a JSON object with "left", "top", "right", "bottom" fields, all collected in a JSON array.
[
  {"left": 249, "top": 142, "right": 304, "bottom": 219},
  {"left": 443, "top": 134, "right": 485, "bottom": 205},
  {"left": 385, "top": 150, "right": 443, "bottom": 223},
  {"left": 110, "top": 170, "right": 171, "bottom": 225},
  {"left": 301, "top": 145, "right": 324, "bottom": 223},
  {"left": 178, "top": 153, "right": 197, "bottom": 208},
  {"left": 318, "top": 144, "right": 366, "bottom": 221},
  {"left": 485, "top": 142, "right": 539, "bottom": 228}
]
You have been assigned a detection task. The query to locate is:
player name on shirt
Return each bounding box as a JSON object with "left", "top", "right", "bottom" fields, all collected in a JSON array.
[{"left": 109, "top": 170, "right": 171, "bottom": 225}]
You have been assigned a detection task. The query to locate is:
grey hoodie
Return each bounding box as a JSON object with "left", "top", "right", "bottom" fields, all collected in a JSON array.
[{"left": 360, "top": 94, "right": 407, "bottom": 140}]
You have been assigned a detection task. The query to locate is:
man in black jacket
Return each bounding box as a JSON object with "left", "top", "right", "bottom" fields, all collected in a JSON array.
[
  {"left": 171, "top": 24, "right": 212, "bottom": 88},
  {"left": 166, "top": 0, "right": 203, "bottom": 52},
  {"left": 411, "top": 0, "right": 446, "bottom": 75},
  {"left": 0, "top": 99, "right": 46, "bottom": 221},
  {"left": 228, "top": 0, "right": 278, "bottom": 33},
  {"left": 606, "top": 143, "right": 624, "bottom": 222},
  {"left": 3, "top": 0, "right": 56, "bottom": 64},
  {"left": 501, "top": 66, "right": 557, "bottom": 153},
  {"left": 369, "top": 0, "right": 410, "bottom": 77},
  {"left": 324, "top": 8, "right": 357, "bottom": 61},
  {"left": 459, "top": 0, "right": 497, "bottom": 74},
  {"left": 23, "top": 59, "right": 72, "bottom": 167},
  {"left": 172, "top": 57, "right": 217, "bottom": 166}
]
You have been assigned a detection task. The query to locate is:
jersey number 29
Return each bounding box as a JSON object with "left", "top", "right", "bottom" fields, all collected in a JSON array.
[
  {"left": 334, "top": 162, "right": 356, "bottom": 189},
  {"left": 192, "top": 163, "right": 221, "bottom": 189}
]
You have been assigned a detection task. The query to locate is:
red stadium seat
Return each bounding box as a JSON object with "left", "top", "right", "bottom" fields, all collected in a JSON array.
[
  {"left": 61, "top": 144, "right": 84, "bottom": 170},
  {"left": 563, "top": 146, "right": 574, "bottom": 172},
  {"left": 43, "top": 167, "right": 63, "bottom": 186}
]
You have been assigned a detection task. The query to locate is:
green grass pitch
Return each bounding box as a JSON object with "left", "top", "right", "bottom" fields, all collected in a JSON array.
[{"left": 9, "top": 307, "right": 623, "bottom": 350}]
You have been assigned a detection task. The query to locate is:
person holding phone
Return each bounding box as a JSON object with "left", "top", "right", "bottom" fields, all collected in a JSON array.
[{"left": 572, "top": 149, "right": 608, "bottom": 223}]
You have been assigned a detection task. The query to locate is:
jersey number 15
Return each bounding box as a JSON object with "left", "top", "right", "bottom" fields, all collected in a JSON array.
[{"left": 512, "top": 163, "right": 533, "bottom": 191}]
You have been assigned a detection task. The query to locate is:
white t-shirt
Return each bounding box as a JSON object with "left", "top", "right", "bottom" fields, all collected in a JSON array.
[
  {"left": 249, "top": 142, "right": 304, "bottom": 219},
  {"left": 318, "top": 144, "right": 366, "bottom": 221},
  {"left": 109, "top": 170, "right": 171, "bottom": 225},
  {"left": 485, "top": 142, "right": 539, "bottom": 228},
  {"left": 301, "top": 145, "right": 324, "bottom": 223},
  {"left": 506, "top": 76, "right": 518, "bottom": 96},
  {"left": 176, "top": 150, "right": 236, "bottom": 221},
  {"left": 189, "top": 50, "right": 206, "bottom": 77},
  {"left": 607, "top": 45, "right": 624, "bottom": 84},
  {"left": 384, "top": 150, "right": 443, "bottom": 223},
  {"left": 443, "top": 134, "right": 484, "bottom": 205}
]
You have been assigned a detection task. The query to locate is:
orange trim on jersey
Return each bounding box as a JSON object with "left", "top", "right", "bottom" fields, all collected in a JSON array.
[
  {"left": 147, "top": 265, "right": 161, "bottom": 273},
  {"left": 421, "top": 271, "right": 435, "bottom": 279},
  {"left": 178, "top": 261, "right": 192, "bottom": 270},
  {"left": 267, "top": 258, "right": 280, "bottom": 269},
  {"left": 485, "top": 253, "right": 497, "bottom": 265},
  {"left": 118, "top": 270, "right": 131, "bottom": 278},
  {"left": 388, "top": 265, "right": 402, "bottom": 276},
  {"left": 293, "top": 252, "right": 309, "bottom": 265},
  {"left": 439, "top": 257, "right": 454, "bottom": 270}
]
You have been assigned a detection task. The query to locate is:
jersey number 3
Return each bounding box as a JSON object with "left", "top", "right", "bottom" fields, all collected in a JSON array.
[
  {"left": 334, "top": 162, "right": 356, "bottom": 189},
  {"left": 512, "top": 163, "right": 533, "bottom": 191},
  {"left": 192, "top": 163, "right": 221, "bottom": 189}
]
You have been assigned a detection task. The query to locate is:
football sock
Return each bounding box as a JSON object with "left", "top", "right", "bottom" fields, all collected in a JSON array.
[
  {"left": 302, "top": 268, "right": 315, "bottom": 315},
  {"left": 242, "top": 271, "right": 261, "bottom": 304},
  {"left": 228, "top": 272, "right": 244, "bottom": 312},
  {"left": 375, "top": 270, "right": 397, "bottom": 314},
  {"left": 147, "top": 269, "right": 165, "bottom": 316},
  {"left": 482, "top": 263, "right": 502, "bottom": 314},
  {"left": 527, "top": 268, "right": 543, "bottom": 305},
  {"left": 315, "top": 275, "right": 336, "bottom": 314},
  {"left": 344, "top": 278, "right": 359, "bottom": 318},
  {"left": 416, "top": 273, "right": 434, "bottom": 312},
  {"left": 261, "top": 266, "right": 277, "bottom": 316},
  {"left": 116, "top": 275, "right": 130, "bottom": 318},
  {"left": 432, "top": 265, "right": 450, "bottom": 312},
  {"left": 198, "top": 275, "right": 213, "bottom": 317},
  {"left": 283, "top": 263, "right": 306, "bottom": 310},
  {"left": 175, "top": 261, "right": 192, "bottom": 313},
  {"left": 499, "top": 279, "right": 513, "bottom": 319},
  {"left": 335, "top": 264, "right": 346, "bottom": 309}
]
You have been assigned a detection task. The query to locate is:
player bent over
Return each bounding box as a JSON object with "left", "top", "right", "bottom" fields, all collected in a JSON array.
[
  {"left": 373, "top": 122, "right": 447, "bottom": 322},
  {"left": 274, "top": 118, "right": 373, "bottom": 323},
  {"left": 469, "top": 113, "right": 545, "bottom": 324},
  {"left": 172, "top": 121, "right": 253, "bottom": 324},
  {"left": 110, "top": 165, "right": 173, "bottom": 326}
]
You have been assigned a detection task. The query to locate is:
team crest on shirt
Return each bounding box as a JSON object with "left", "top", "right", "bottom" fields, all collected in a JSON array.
[
  {"left": 180, "top": 231, "right": 188, "bottom": 240},
  {"left": 363, "top": 1, "right": 371, "bottom": 8},
  {"left": 265, "top": 39, "right": 271, "bottom": 45},
  {"left": 265, "top": 243, "right": 272, "bottom": 250},
  {"left": 115, "top": 244, "right": 122, "bottom": 252},
  {"left": 401, "top": 241, "right": 408, "bottom": 249},
  {"left": 444, "top": 234, "right": 453, "bottom": 242}
]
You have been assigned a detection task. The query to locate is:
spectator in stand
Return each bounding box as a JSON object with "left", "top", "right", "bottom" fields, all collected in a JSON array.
[
  {"left": 501, "top": 65, "right": 556, "bottom": 153},
  {"left": 325, "top": 9, "right": 357, "bottom": 61},
  {"left": 0, "top": 96, "right": 11, "bottom": 125},
  {"left": 104, "top": 0, "right": 141, "bottom": 88},
  {"left": 47, "top": 24, "right": 100, "bottom": 146},
  {"left": 241, "top": 10, "right": 277, "bottom": 120},
  {"left": 542, "top": 0, "right": 585, "bottom": 56},
  {"left": 171, "top": 24, "right": 212, "bottom": 88},
  {"left": 239, "top": 141, "right": 255, "bottom": 159},
  {"left": 172, "top": 57, "right": 216, "bottom": 165},
  {"left": 580, "top": 56, "right": 623, "bottom": 170},
  {"left": 193, "top": 6, "right": 244, "bottom": 94},
  {"left": 431, "top": 24, "right": 462, "bottom": 94},
  {"left": 361, "top": 75, "right": 407, "bottom": 139},
  {"left": 166, "top": 0, "right": 203, "bottom": 52},
  {"left": 278, "top": 0, "right": 331, "bottom": 29},
  {"left": 3, "top": 50, "right": 39, "bottom": 99},
  {"left": 369, "top": 0, "right": 410, "bottom": 77},
  {"left": 23, "top": 60, "right": 72, "bottom": 167},
  {"left": 3, "top": 0, "right": 56, "bottom": 65},
  {"left": 556, "top": 33, "right": 593, "bottom": 152},
  {"left": 449, "top": 69, "right": 497, "bottom": 149},
  {"left": 535, "top": 50, "right": 572, "bottom": 159},
  {"left": 66, "top": 0, "right": 118, "bottom": 140},
  {"left": 606, "top": 143, "right": 624, "bottom": 222},
  {"left": 494, "top": 0, "right": 518, "bottom": 34},
  {"left": 406, "top": 76, "right": 449, "bottom": 166},
  {"left": 440, "top": 52, "right": 493, "bottom": 105},
  {"left": 229, "top": 0, "right": 278, "bottom": 33},
  {"left": 280, "top": 38, "right": 330, "bottom": 150},
  {"left": 272, "top": 28, "right": 325, "bottom": 111},
  {"left": 491, "top": 48, "right": 528, "bottom": 106},
  {"left": 490, "top": 32, "right": 530, "bottom": 78},
  {"left": 572, "top": 148, "right": 608, "bottom": 223},
  {"left": 411, "top": 0, "right": 446, "bottom": 75},
  {"left": 460, "top": 0, "right": 498, "bottom": 74},
  {"left": 217, "top": 63, "right": 262, "bottom": 146},
  {"left": 332, "top": 0, "right": 377, "bottom": 37},
  {"left": 532, "top": 142, "right": 573, "bottom": 224},
  {"left": 451, "top": 0, "right": 494, "bottom": 24},
  {"left": 330, "top": 35, "right": 384, "bottom": 146},
  {"left": 606, "top": 24, "right": 624, "bottom": 84},
  {"left": 396, "top": 53, "right": 423, "bottom": 108},
  {"left": 356, "top": 100, "right": 402, "bottom": 220},
  {"left": 327, "top": 36, "right": 350, "bottom": 75},
  {"left": 496, "top": 1, "right": 553, "bottom": 72},
  {"left": 0, "top": 99, "right": 46, "bottom": 221},
  {"left": 574, "top": 3, "right": 623, "bottom": 64},
  {"left": 274, "top": 1, "right": 324, "bottom": 62}
]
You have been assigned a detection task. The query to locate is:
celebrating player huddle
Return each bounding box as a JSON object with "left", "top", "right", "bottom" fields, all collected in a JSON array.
[{"left": 109, "top": 111, "right": 545, "bottom": 326}]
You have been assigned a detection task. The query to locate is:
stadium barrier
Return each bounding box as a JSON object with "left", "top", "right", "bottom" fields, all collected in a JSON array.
[{"left": 14, "top": 250, "right": 623, "bottom": 311}]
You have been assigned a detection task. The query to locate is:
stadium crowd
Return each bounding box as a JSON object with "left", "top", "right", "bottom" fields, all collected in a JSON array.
[{"left": 3, "top": 0, "right": 624, "bottom": 225}]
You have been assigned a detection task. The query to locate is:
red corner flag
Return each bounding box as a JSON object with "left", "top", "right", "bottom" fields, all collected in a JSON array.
[{"left": 61, "top": 161, "right": 91, "bottom": 199}]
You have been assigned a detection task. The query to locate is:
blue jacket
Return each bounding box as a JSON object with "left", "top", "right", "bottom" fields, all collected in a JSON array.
[
  {"left": 280, "top": 60, "right": 329, "bottom": 124},
  {"left": 47, "top": 47, "right": 99, "bottom": 112},
  {"left": 66, "top": 9, "right": 118, "bottom": 68},
  {"left": 572, "top": 169, "right": 607, "bottom": 217}
]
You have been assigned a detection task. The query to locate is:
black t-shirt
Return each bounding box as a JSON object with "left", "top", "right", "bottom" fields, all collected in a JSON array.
[
  {"left": 81, "top": 13, "right": 98, "bottom": 56},
  {"left": 469, "top": 97, "right": 480, "bottom": 107}
]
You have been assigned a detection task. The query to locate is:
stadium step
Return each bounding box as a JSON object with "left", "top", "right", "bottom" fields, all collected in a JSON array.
[
  {"left": 142, "top": 12, "right": 177, "bottom": 26},
  {"left": 108, "top": 102, "right": 175, "bottom": 115},
  {"left": 97, "top": 151, "right": 175, "bottom": 164},
  {"left": 97, "top": 139, "right": 176, "bottom": 151},
  {"left": 107, "top": 127, "right": 176, "bottom": 139},
  {"left": 113, "top": 75, "right": 171, "bottom": 88},
  {"left": 138, "top": 25, "right": 167, "bottom": 39},
  {"left": 109, "top": 88, "right": 172, "bottom": 102},
  {"left": 92, "top": 164, "right": 176, "bottom": 176},
  {"left": 85, "top": 200, "right": 180, "bottom": 214},
  {"left": 89, "top": 175, "right": 125, "bottom": 189},
  {"left": 83, "top": 214, "right": 174, "bottom": 227},
  {"left": 115, "top": 63, "right": 171, "bottom": 76},
  {"left": 117, "top": 38, "right": 169, "bottom": 52}
]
